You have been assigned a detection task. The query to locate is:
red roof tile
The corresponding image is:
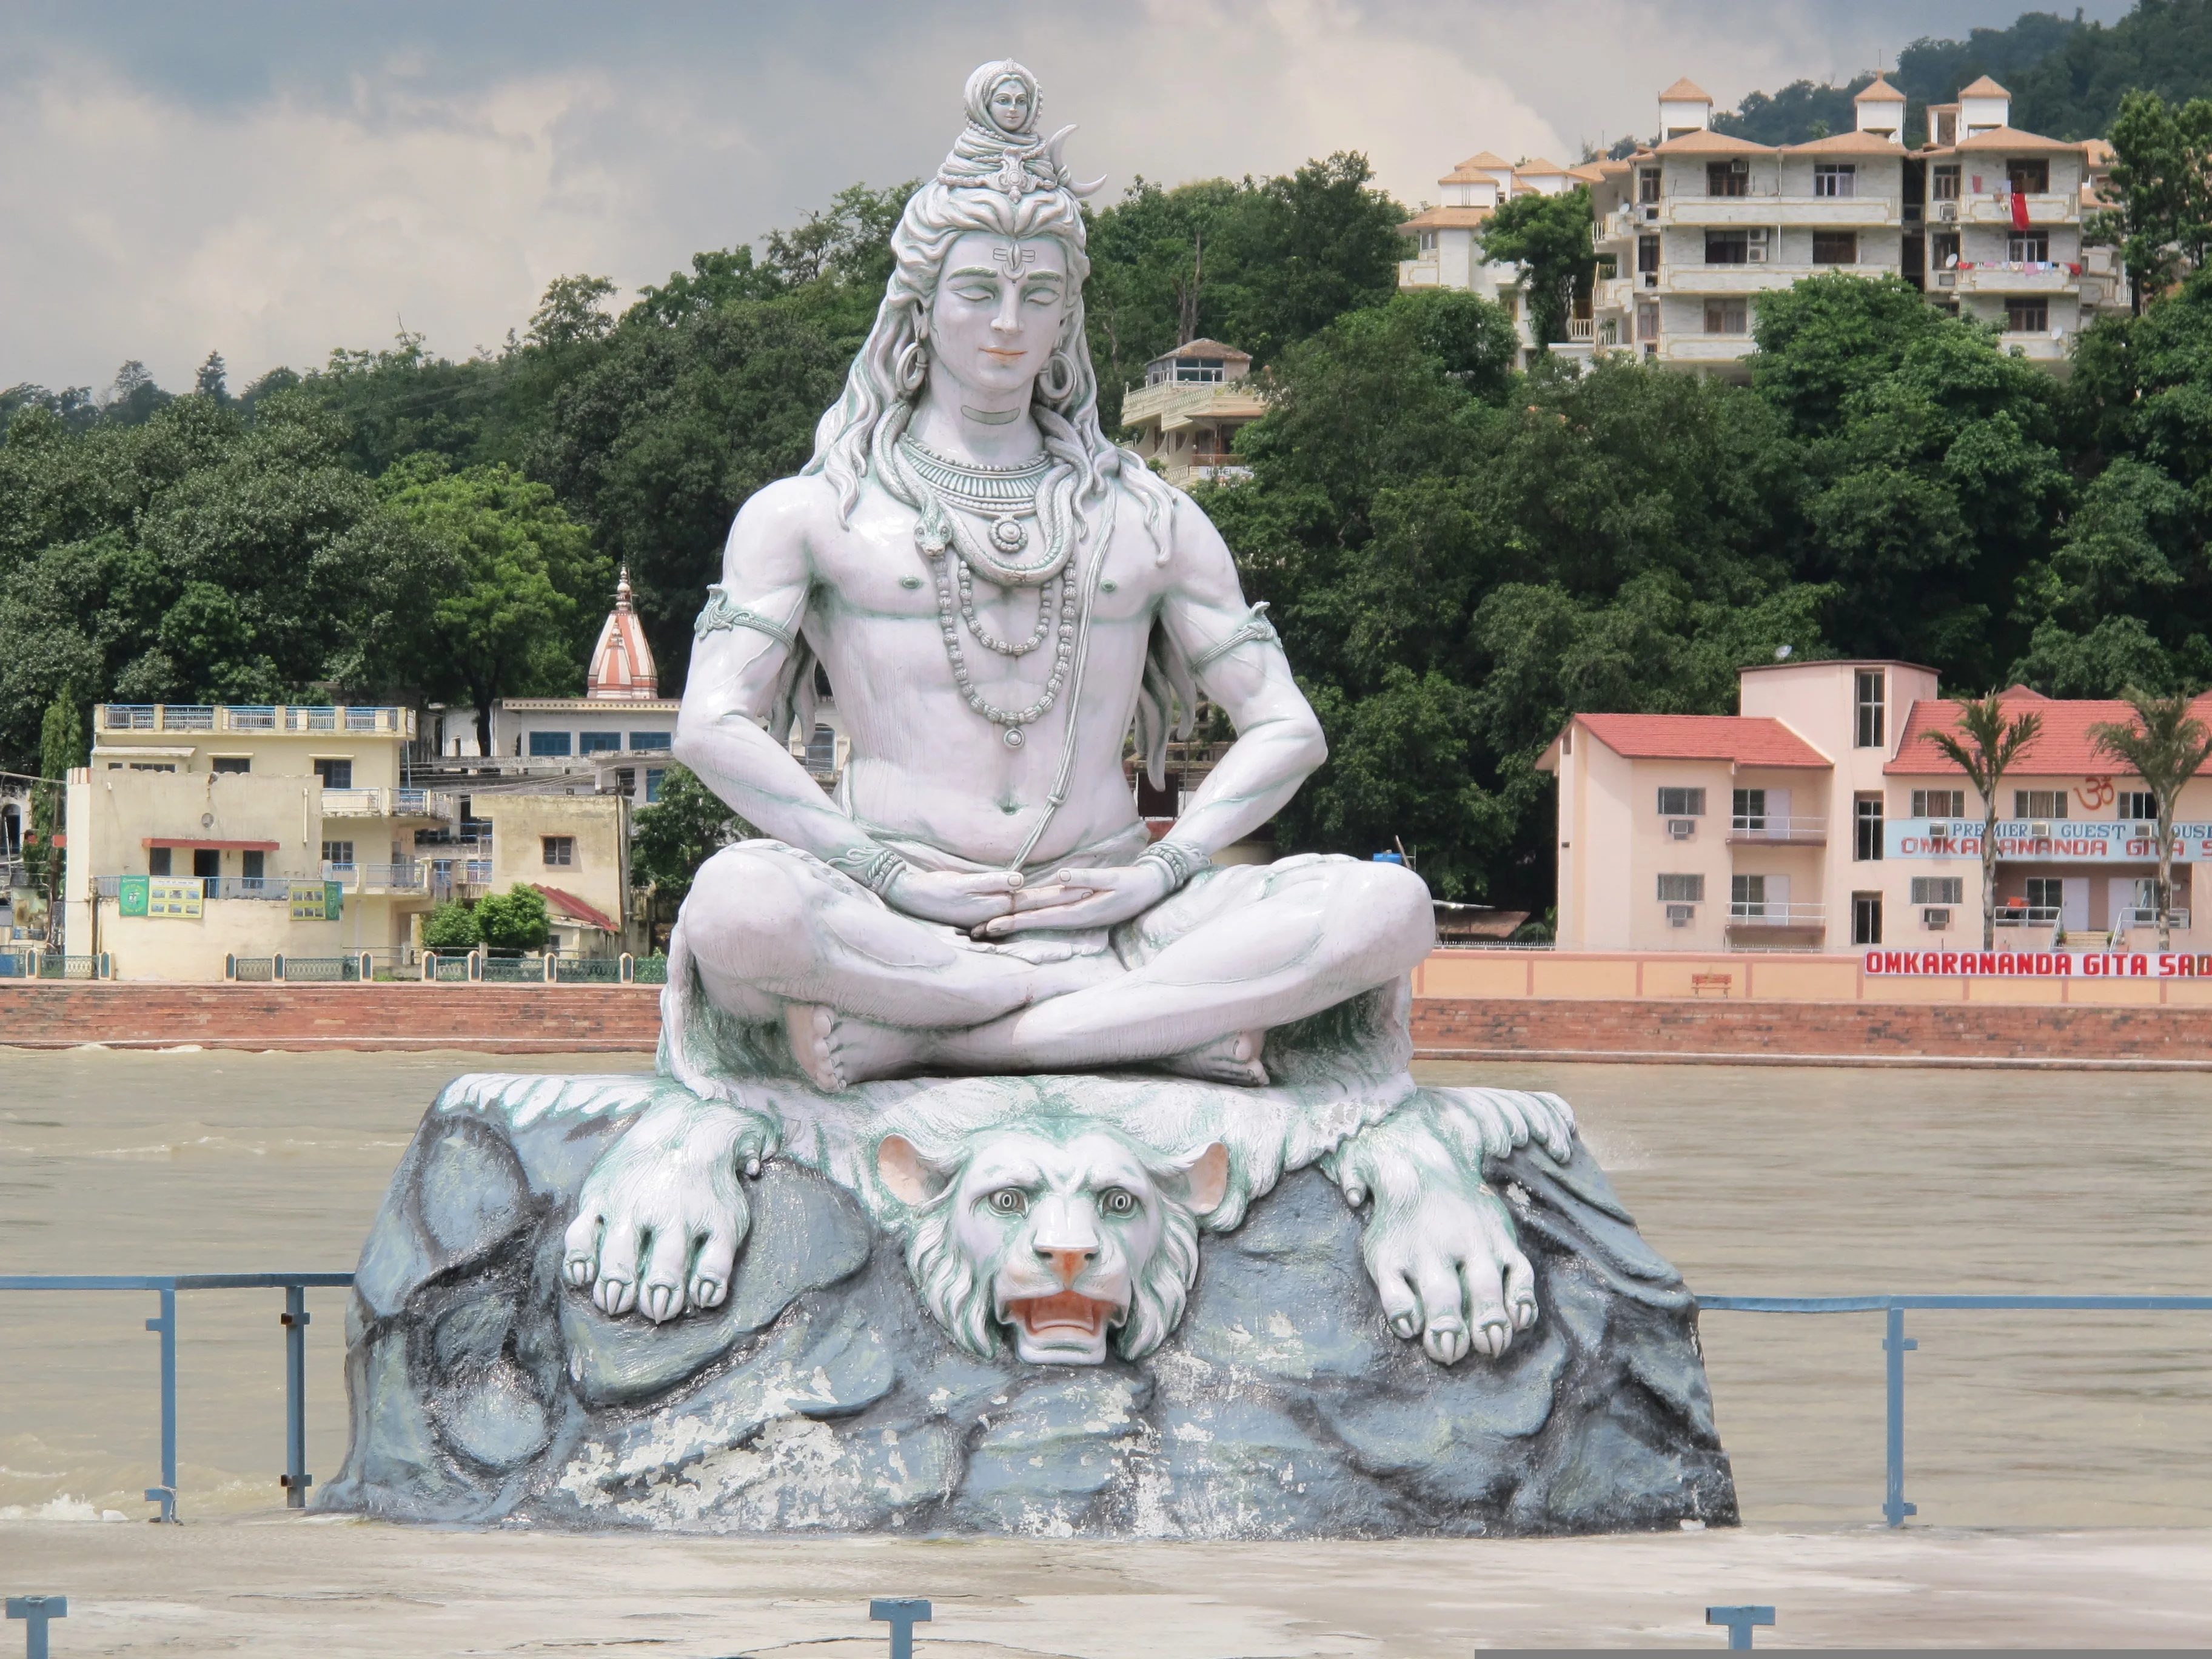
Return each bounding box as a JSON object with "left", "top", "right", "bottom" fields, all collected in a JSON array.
[
  {"left": 1888, "top": 691, "right": 2212, "bottom": 775},
  {"left": 531, "top": 883, "right": 619, "bottom": 933},
  {"left": 1576, "top": 713, "right": 1830, "bottom": 768}
]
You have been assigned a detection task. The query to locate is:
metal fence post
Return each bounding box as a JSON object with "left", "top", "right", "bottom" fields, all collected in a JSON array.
[
  {"left": 280, "top": 1283, "right": 310, "bottom": 1507},
  {"left": 869, "top": 1598, "right": 931, "bottom": 1659},
  {"left": 6, "top": 1598, "right": 67, "bottom": 1659},
  {"left": 144, "top": 1284, "right": 178, "bottom": 1521},
  {"left": 1883, "top": 1302, "right": 1917, "bottom": 1527},
  {"left": 1706, "top": 1605, "right": 1774, "bottom": 1650}
]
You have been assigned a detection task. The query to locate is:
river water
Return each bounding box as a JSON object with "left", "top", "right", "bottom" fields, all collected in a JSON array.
[{"left": 1, "top": 1048, "right": 2205, "bottom": 1527}]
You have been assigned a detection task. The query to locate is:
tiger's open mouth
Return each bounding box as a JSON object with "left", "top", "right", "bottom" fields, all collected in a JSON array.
[{"left": 1007, "top": 1290, "right": 1118, "bottom": 1337}]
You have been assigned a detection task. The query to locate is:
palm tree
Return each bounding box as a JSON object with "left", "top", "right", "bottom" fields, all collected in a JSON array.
[
  {"left": 1926, "top": 694, "right": 2044, "bottom": 950},
  {"left": 2090, "top": 688, "right": 2212, "bottom": 950}
]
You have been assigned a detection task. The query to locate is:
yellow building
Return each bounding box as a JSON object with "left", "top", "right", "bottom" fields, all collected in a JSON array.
[
  {"left": 1120, "top": 341, "right": 1267, "bottom": 485},
  {"left": 64, "top": 703, "right": 451, "bottom": 979},
  {"left": 468, "top": 788, "right": 633, "bottom": 957}
]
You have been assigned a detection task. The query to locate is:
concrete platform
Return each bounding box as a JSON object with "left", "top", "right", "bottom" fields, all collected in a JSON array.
[{"left": 5, "top": 1512, "right": 2210, "bottom": 1653}]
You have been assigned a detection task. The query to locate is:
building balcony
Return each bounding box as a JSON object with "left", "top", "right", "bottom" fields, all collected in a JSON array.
[
  {"left": 98, "top": 704, "right": 417, "bottom": 739},
  {"left": 1398, "top": 259, "right": 1443, "bottom": 287},
  {"left": 1726, "top": 901, "right": 1828, "bottom": 929},
  {"left": 1657, "top": 336, "right": 1756, "bottom": 362},
  {"left": 1933, "top": 264, "right": 2080, "bottom": 293},
  {"left": 1954, "top": 193, "right": 2077, "bottom": 226},
  {"left": 1727, "top": 814, "right": 1827, "bottom": 845},
  {"left": 1666, "top": 197, "right": 1902, "bottom": 229},
  {"left": 323, "top": 861, "right": 432, "bottom": 894},
  {"left": 320, "top": 787, "right": 455, "bottom": 821}
]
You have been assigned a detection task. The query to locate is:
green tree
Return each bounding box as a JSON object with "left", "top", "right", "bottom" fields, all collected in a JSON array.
[
  {"left": 630, "top": 763, "right": 749, "bottom": 946},
  {"left": 2086, "top": 89, "right": 2212, "bottom": 307},
  {"left": 2089, "top": 688, "right": 2212, "bottom": 948},
  {"left": 380, "top": 455, "right": 606, "bottom": 755},
  {"left": 419, "top": 899, "right": 481, "bottom": 952},
  {"left": 1925, "top": 694, "right": 2045, "bottom": 950},
  {"left": 23, "top": 683, "right": 82, "bottom": 896},
  {"left": 526, "top": 275, "right": 619, "bottom": 351},
  {"left": 1476, "top": 185, "right": 1594, "bottom": 347},
  {"left": 475, "top": 883, "right": 551, "bottom": 954}
]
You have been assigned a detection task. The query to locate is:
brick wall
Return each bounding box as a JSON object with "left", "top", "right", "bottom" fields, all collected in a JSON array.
[
  {"left": 1412, "top": 996, "right": 2212, "bottom": 1067},
  {"left": 0, "top": 984, "right": 662, "bottom": 1051}
]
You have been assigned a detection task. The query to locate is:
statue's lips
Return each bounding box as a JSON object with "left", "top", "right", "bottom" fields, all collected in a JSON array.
[{"left": 1007, "top": 1290, "right": 1117, "bottom": 1336}]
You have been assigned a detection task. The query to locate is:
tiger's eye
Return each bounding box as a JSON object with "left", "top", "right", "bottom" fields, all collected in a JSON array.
[
  {"left": 1098, "top": 1188, "right": 1137, "bottom": 1216},
  {"left": 988, "top": 1188, "right": 1027, "bottom": 1215}
]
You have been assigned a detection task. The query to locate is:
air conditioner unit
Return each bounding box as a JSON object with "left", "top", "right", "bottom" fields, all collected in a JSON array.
[
  {"left": 1729, "top": 157, "right": 1749, "bottom": 175},
  {"left": 1667, "top": 819, "right": 1696, "bottom": 840},
  {"left": 2031, "top": 821, "right": 2051, "bottom": 837},
  {"left": 1746, "top": 246, "right": 1769, "bottom": 264},
  {"left": 2137, "top": 822, "right": 2155, "bottom": 837},
  {"left": 1666, "top": 904, "right": 1695, "bottom": 927},
  {"left": 1939, "top": 201, "right": 1959, "bottom": 221},
  {"left": 1643, "top": 272, "right": 1659, "bottom": 288},
  {"left": 1923, "top": 907, "right": 1952, "bottom": 929},
  {"left": 1746, "top": 227, "right": 1769, "bottom": 243},
  {"left": 1937, "top": 272, "right": 1957, "bottom": 287}
]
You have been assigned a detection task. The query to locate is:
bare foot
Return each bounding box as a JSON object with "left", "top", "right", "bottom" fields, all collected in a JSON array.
[
  {"left": 1158, "top": 1029, "right": 1269, "bottom": 1087},
  {"left": 783, "top": 1003, "right": 933, "bottom": 1090}
]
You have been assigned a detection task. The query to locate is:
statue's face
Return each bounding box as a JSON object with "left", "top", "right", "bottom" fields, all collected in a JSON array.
[
  {"left": 988, "top": 76, "right": 1032, "bottom": 133},
  {"left": 925, "top": 232, "right": 1071, "bottom": 401}
]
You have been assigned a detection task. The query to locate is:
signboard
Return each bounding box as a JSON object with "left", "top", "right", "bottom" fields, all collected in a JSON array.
[
  {"left": 290, "top": 881, "right": 343, "bottom": 921},
  {"left": 147, "top": 877, "right": 203, "bottom": 919},
  {"left": 116, "top": 875, "right": 149, "bottom": 917},
  {"left": 1884, "top": 817, "right": 2212, "bottom": 862},
  {"left": 1866, "top": 948, "right": 2212, "bottom": 978}
]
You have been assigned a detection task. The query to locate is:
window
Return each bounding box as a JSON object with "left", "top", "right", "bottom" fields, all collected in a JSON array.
[
  {"left": 1174, "top": 356, "right": 1226, "bottom": 383},
  {"left": 1731, "top": 874, "right": 1767, "bottom": 913},
  {"left": 211, "top": 756, "right": 250, "bottom": 774},
  {"left": 1657, "top": 787, "right": 1706, "bottom": 817},
  {"left": 1813, "top": 163, "right": 1857, "bottom": 198},
  {"left": 1911, "top": 877, "right": 1965, "bottom": 905},
  {"left": 1932, "top": 230, "right": 1961, "bottom": 271},
  {"left": 243, "top": 851, "right": 265, "bottom": 880},
  {"left": 1703, "top": 297, "right": 1749, "bottom": 335},
  {"left": 2008, "top": 231, "right": 2049, "bottom": 262},
  {"left": 2014, "top": 790, "right": 2068, "bottom": 819},
  {"left": 1637, "top": 235, "right": 1660, "bottom": 275},
  {"left": 2118, "top": 790, "right": 2159, "bottom": 820},
  {"left": 2006, "top": 159, "right": 2049, "bottom": 196},
  {"left": 1855, "top": 669, "right": 1886, "bottom": 748},
  {"left": 192, "top": 848, "right": 220, "bottom": 880},
  {"left": 1636, "top": 298, "right": 1660, "bottom": 340},
  {"left": 321, "top": 840, "right": 355, "bottom": 868},
  {"left": 1853, "top": 892, "right": 1885, "bottom": 945},
  {"left": 148, "top": 847, "right": 172, "bottom": 876},
  {"left": 543, "top": 836, "right": 575, "bottom": 868},
  {"left": 629, "top": 731, "right": 672, "bottom": 752},
  {"left": 529, "top": 731, "right": 573, "bottom": 758},
  {"left": 1734, "top": 788, "right": 1767, "bottom": 827},
  {"left": 1704, "top": 230, "right": 1749, "bottom": 264},
  {"left": 2026, "top": 876, "right": 2064, "bottom": 914},
  {"left": 312, "top": 757, "right": 352, "bottom": 791},
  {"left": 645, "top": 768, "right": 666, "bottom": 804},
  {"left": 1933, "top": 110, "right": 1959, "bottom": 146},
  {"left": 1812, "top": 230, "right": 1858, "bottom": 264},
  {"left": 804, "top": 723, "right": 839, "bottom": 773},
  {"left": 580, "top": 731, "right": 623, "bottom": 755},
  {"left": 1931, "top": 164, "right": 1960, "bottom": 201},
  {"left": 1638, "top": 167, "right": 1661, "bottom": 205},
  {"left": 2006, "top": 298, "right": 2049, "bottom": 333},
  {"left": 1854, "top": 794, "right": 1885, "bottom": 861},
  {"left": 1706, "top": 161, "right": 1748, "bottom": 197},
  {"left": 1657, "top": 874, "right": 1705, "bottom": 902},
  {"left": 1418, "top": 230, "right": 1438, "bottom": 255},
  {"left": 1911, "top": 789, "right": 1968, "bottom": 818}
]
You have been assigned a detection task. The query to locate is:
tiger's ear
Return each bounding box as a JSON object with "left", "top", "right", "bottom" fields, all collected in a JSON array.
[
  {"left": 877, "top": 1134, "right": 954, "bottom": 1205},
  {"left": 1176, "top": 1142, "right": 1230, "bottom": 1214}
]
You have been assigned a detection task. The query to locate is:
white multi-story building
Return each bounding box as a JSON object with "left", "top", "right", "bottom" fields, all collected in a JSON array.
[
  {"left": 1584, "top": 73, "right": 2130, "bottom": 372},
  {"left": 1398, "top": 150, "right": 1606, "bottom": 364}
]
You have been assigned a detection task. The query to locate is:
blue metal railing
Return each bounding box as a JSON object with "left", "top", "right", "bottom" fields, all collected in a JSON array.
[
  {"left": 1700, "top": 1293, "right": 2212, "bottom": 1526},
  {"left": 0, "top": 1273, "right": 354, "bottom": 1521},
  {"left": 0, "top": 1281, "right": 2202, "bottom": 1525}
]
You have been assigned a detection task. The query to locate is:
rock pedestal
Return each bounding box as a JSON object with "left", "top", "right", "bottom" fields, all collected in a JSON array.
[{"left": 322, "top": 1073, "right": 1735, "bottom": 1537}]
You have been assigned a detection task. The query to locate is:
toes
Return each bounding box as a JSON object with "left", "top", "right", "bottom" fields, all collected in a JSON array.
[
  {"left": 1475, "top": 1316, "right": 1513, "bottom": 1358},
  {"left": 1504, "top": 1250, "right": 1539, "bottom": 1330},
  {"left": 689, "top": 1212, "right": 744, "bottom": 1313},
  {"left": 561, "top": 1209, "right": 603, "bottom": 1287},
  {"left": 1375, "top": 1265, "right": 1422, "bottom": 1342},
  {"left": 1423, "top": 1317, "right": 1471, "bottom": 1366},
  {"left": 639, "top": 1225, "right": 691, "bottom": 1324},
  {"left": 594, "top": 1217, "right": 645, "bottom": 1318}
]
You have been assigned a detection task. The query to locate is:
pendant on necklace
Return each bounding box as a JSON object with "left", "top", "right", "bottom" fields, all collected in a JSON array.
[
  {"left": 989, "top": 516, "right": 1029, "bottom": 554},
  {"left": 1002, "top": 726, "right": 1025, "bottom": 749}
]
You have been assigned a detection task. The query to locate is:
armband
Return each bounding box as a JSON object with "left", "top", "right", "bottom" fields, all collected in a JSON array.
[
  {"left": 1136, "top": 839, "right": 1207, "bottom": 892},
  {"left": 1188, "top": 602, "right": 1279, "bottom": 675},
  {"left": 695, "top": 585, "right": 799, "bottom": 648}
]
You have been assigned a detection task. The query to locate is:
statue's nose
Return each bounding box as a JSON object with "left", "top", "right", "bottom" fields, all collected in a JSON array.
[{"left": 1038, "top": 1244, "right": 1096, "bottom": 1287}]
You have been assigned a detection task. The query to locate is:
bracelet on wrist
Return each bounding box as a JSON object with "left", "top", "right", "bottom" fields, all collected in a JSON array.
[
  {"left": 833, "top": 844, "right": 909, "bottom": 899},
  {"left": 1137, "top": 839, "right": 1206, "bottom": 892}
]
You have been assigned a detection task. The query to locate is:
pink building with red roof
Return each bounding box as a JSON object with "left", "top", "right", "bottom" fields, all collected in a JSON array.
[{"left": 1538, "top": 661, "right": 2209, "bottom": 952}]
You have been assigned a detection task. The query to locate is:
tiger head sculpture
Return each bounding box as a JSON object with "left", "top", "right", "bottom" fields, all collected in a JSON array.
[{"left": 876, "top": 1121, "right": 1230, "bottom": 1365}]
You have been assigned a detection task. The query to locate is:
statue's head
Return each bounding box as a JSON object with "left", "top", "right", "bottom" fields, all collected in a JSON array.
[
  {"left": 806, "top": 60, "right": 1170, "bottom": 541},
  {"left": 877, "top": 1121, "right": 1230, "bottom": 1365}
]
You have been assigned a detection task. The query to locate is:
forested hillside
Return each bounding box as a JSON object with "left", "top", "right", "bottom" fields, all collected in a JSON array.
[{"left": 9, "top": 36, "right": 2212, "bottom": 909}]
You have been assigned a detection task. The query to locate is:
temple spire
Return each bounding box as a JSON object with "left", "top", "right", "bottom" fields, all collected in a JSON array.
[{"left": 585, "top": 566, "right": 659, "bottom": 700}]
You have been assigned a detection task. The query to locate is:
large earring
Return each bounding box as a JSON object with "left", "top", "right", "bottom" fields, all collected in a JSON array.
[
  {"left": 1036, "top": 347, "right": 1077, "bottom": 404},
  {"left": 896, "top": 338, "right": 930, "bottom": 397}
]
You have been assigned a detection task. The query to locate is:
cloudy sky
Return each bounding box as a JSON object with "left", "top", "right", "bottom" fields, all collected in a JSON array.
[{"left": 0, "top": 0, "right": 2130, "bottom": 395}]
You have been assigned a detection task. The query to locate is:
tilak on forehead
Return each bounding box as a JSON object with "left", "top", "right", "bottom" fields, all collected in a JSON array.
[{"left": 991, "top": 244, "right": 1042, "bottom": 271}]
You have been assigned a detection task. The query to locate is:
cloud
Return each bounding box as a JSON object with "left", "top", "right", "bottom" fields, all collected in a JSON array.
[{"left": 0, "top": 0, "right": 2130, "bottom": 393}]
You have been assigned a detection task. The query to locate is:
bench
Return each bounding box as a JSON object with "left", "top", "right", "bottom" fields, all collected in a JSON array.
[{"left": 1690, "top": 973, "right": 1733, "bottom": 997}]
